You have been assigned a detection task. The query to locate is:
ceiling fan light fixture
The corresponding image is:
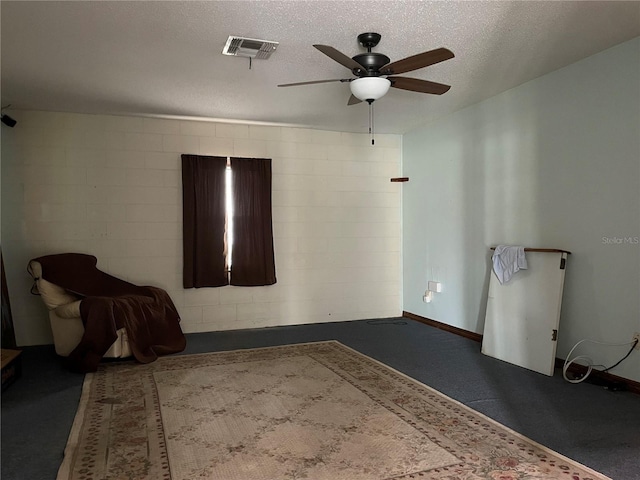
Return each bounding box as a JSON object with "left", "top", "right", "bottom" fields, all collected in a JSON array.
[{"left": 350, "top": 77, "right": 391, "bottom": 102}]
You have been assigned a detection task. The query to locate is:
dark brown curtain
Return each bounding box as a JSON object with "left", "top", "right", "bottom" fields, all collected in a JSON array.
[
  {"left": 230, "top": 157, "right": 277, "bottom": 286},
  {"left": 181, "top": 155, "right": 228, "bottom": 288}
]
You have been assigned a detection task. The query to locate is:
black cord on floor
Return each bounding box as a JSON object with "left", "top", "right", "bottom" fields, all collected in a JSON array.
[
  {"left": 602, "top": 339, "right": 638, "bottom": 373},
  {"left": 563, "top": 337, "right": 638, "bottom": 384}
]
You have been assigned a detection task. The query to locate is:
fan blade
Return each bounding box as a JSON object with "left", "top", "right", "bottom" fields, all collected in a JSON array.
[
  {"left": 313, "top": 45, "right": 364, "bottom": 71},
  {"left": 347, "top": 94, "right": 362, "bottom": 106},
  {"left": 382, "top": 48, "right": 454, "bottom": 75},
  {"left": 278, "top": 78, "right": 350, "bottom": 87},
  {"left": 389, "top": 77, "right": 451, "bottom": 95}
]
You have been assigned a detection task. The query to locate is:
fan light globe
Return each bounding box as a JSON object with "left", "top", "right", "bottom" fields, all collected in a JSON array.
[{"left": 350, "top": 77, "right": 391, "bottom": 102}]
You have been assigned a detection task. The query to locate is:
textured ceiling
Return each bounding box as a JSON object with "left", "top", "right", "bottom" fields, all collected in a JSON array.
[{"left": 2, "top": 1, "right": 639, "bottom": 134}]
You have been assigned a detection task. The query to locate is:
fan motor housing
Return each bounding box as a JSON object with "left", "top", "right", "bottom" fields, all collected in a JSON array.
[{"left": 352, "top": 53, "right": 390, "bottom": 75}]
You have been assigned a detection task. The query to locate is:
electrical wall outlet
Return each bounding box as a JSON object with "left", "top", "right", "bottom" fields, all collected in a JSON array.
[{"left": 633, "top": 332, "right": 640, "bottom": 350}]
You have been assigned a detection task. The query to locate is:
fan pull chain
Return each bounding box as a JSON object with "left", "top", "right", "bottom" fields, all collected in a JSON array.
[{"left": 368, "top": 100, "right": 375, "bottom": 146}]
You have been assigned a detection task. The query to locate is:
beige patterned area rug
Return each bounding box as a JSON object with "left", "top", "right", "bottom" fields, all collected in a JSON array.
[{"left": 58, "top": 341, "right": 609, "bottom": 480}]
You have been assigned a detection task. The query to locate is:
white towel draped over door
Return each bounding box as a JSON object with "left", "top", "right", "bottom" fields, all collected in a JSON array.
[{"left": 492, "top": 245, "right": 527, "bottom": 284}]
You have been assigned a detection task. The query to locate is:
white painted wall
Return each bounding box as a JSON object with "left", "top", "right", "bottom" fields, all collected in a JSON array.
[
  {"left": 403, "top": 38, "right": 640, "bottom": 382},
  {"left": 1, "top": 112, "right": 402, "bottom": 345}
]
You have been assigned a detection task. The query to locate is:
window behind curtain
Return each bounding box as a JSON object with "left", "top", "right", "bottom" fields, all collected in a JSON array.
[{"left": 181, "top": 155, "right": 276, "bottom": 288}]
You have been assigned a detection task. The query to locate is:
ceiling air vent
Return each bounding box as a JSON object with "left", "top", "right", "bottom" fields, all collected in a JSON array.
[{"left": 222, "top": 36, "right": 278, "bottom": 59}]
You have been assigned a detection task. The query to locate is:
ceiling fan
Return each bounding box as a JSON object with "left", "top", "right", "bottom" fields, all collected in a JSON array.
[{"left": 278, "top": 32, "right": 454, "bottom": 106}]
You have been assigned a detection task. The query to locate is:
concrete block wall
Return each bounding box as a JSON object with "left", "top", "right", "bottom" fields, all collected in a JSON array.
[{"left": 1, "top": 111, "right": 402, "bottom": 345}]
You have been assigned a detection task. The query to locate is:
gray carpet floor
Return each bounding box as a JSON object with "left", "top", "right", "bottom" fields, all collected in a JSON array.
[{"left": 2, "top": 318, "right": 639, "bottom": 480}]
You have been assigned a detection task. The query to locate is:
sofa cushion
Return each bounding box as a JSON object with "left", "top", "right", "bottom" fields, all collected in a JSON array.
[
  {"left": 38, "top": 278, "right": 79, "bottom": 309},
  {"left": 54, "top": 300, "right": 82, "bottom": 319}
]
